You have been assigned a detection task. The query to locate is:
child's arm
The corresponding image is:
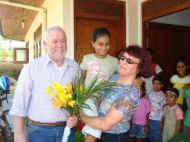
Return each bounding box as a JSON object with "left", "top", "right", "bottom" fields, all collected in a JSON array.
[
  {"left": 175, "top": 120, "right": 182, "bottom": 133},
  {"left": 144, "top": 98, "right": 151, "bottom": 133},
  {"left": 144, "top": 113, "right": 150, "bottom": 134},
  {"left": 160, "top": 116, "right": 164, "bottom": 130},
  {"left": 175, "top": 107, "right": 183, "bottom": 133},
  {"left": 161, "top": 105, "right": 167, "bottom": 130}
]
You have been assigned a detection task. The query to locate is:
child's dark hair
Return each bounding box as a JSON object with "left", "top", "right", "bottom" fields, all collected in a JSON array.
[
  {"left": 146, "top": 48, "right": 153, "bottom": 56},
  {"left": 92, "top": 27, "right": 111, "bottom": 42},
  {"left": 118, "top": 45, "right": 152, "bottom": 76},
  {"left": 165, "top": 87, "right": 179, "bottom": 98},
  {"left": 140, "top": 81, "right": 146, "bottom": 98},
  {"left": 152, "top": 74, "right": 164, "bottom": 85}
]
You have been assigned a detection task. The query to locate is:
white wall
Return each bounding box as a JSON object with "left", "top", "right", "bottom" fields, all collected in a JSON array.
[{"left": 25, "top": 0, "right": 74, "bottom": 60}]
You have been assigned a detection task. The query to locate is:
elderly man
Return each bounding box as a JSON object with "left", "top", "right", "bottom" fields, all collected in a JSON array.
[{"left": 10, "top": 26, "right": 78, "bottom": 142}]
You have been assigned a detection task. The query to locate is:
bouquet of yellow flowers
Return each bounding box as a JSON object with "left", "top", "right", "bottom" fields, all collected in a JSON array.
[{"left": 45, "top": 71, "right": 116, "bottom": 142}]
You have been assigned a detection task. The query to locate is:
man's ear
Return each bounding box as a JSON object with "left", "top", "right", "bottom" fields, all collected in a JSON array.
[
  {"left": 43, "top": 40, "right": 47, "bottom": 46},
  {"left": 43, "top": 40, "right": 47, "bottom": 48}
]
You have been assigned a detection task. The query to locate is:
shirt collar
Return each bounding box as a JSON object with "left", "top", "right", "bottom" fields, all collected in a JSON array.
[
  {"left": 168, "top": 104, "right": 177, "bottom": 109},
  {"left": 45, "top": 54, "right": 68, "bottom": 68},
  {"left": 45, "top": 54, "right": 52, "bottom": 65}
]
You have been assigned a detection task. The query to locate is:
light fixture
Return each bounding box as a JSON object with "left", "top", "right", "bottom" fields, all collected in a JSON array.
[
  {"left": 21, "top": 8, "right": 25, "bottom": 29},
  {"left": 21, "top": 19, "right": 25, "bottom": 29}
]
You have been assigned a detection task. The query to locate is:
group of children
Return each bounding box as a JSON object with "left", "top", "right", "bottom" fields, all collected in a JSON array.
[
  {"left": 129, "top": 58, "right": 190, "bottom": 142},
  {"left": 79, "top": 27, "right": 190, "bottom": 142}
]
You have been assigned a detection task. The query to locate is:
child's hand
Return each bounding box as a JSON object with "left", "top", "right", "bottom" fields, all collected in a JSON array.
[
  {"left": 66, "top": 116, "right": 78, "bottom": 128},
  {"left": 144, "top": 125, "right": 148, "bottom": 134},
  {"left": 160, "top": 121, "right": 163, "bottom": 129}
]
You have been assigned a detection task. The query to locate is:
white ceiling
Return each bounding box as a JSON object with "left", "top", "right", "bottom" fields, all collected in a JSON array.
[{"left": 152, "top": 9, "right": 190, "bottom": 27}]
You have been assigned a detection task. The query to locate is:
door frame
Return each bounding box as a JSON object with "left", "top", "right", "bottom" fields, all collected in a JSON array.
[
  {"left": 142, "top": 0, "right": 190, "bottom": 47},
  {"left": 142, "top": 0, "right": 190, "bottom": 22},
  {"left": 74, "top": 0, "right": 126, "bottom": 61}
]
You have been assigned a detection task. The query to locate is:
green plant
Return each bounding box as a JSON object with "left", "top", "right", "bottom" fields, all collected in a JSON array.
[{"left": 73, "top": 128, "right": 84, "bottom": 142}]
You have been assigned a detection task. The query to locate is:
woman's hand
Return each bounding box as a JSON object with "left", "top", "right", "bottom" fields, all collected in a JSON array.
[{"left": 113, "top": 99, "right": 132, "bottom": 112}]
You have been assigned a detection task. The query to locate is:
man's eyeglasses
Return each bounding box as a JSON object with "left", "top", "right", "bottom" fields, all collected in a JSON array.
[{"left": 119, "top": 56, "right": 139, "bottom": 64}]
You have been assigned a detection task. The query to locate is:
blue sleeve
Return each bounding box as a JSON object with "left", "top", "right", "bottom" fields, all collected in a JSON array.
[{"left": 113, "top": 86, "right": 140, "bottom": 116}]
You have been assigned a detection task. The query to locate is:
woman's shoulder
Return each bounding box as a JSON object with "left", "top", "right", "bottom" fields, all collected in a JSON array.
[{"left": 110, "top": 73, "right": 119, "bottom": 81}]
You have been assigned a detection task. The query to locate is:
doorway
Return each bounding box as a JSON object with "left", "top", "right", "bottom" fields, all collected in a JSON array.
[
  {"left": 74, "top": 0, "right": 126, "bottom": 62},
  {"left": 142, "top": 1, "right": 190, "bottom": 79}
]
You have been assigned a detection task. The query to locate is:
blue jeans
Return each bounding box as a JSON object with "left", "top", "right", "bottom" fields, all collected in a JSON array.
[
  {"left": 148, "top": 120, "right": 162, "bottom": 142},
  {"left": 129, "top": 124, "right": 146, "bottom": 138},
  {"left": 98, "top": 132, "right": 129, "bottom": 142},
  {"left": 27, "top": 124, "right": 73, "bottom": 142}
]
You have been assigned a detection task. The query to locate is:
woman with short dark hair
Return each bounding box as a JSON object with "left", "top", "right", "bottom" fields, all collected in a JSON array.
[{"left": 81, "top": 45, "right": 151, "bottom": 142}]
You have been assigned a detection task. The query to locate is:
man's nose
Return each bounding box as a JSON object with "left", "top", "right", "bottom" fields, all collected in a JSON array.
[{"left": 56, "top": 42, "right": 63, "bottom": 48}]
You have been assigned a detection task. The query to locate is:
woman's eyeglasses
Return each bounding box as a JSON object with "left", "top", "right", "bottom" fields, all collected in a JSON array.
[{"left": 119, "top": 56, "right": 139, "bottom": 64}]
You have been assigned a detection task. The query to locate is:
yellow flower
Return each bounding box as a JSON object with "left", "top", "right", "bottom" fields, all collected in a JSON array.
[
  {"left": 57, "top": 93, "right": 71, "bottom": 103},
  {"left": 52, "top": 82, "right": 65, "bottom": 94},
  {"left": 68, "top": 100, "right": 75, "bottom": 108},
  {"left": 52, "top": 96, "right": 65, "bottom": 108},
  {"left": 66, "top": 83, "right": 72, "bottom": 88},
  {"left": 65, "top": 83, "right": 73, "bottom": 93},
  {"left": 45, "top": 85, "right": 53, "bottom": 96},
  {"left": 52, "top": 82, "right": 73, "bottom": 95}
]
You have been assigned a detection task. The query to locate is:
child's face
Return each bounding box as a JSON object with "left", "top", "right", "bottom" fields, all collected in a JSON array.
[
  {"left": 153, "top": 80, "right": 163, "bottom": 92},
  {"left": 92, "top": 35, "right": 110, "bottom": 57},
  {"left": 165, "top": 92, "right": 177, "bottom": 106},
  {"left": 176, "top": 62, "right": 187, "bottom": 77}
]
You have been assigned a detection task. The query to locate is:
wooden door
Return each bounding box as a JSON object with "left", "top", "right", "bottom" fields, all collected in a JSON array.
[
  {"left": 74, "top": 0, "right": 126, "bottom": 62},
  {"left": 142, "top": 0, "right": 190, "bottom": 80},
  {"left": 144, "top": 22, "right": 190, "bottom": 80}
]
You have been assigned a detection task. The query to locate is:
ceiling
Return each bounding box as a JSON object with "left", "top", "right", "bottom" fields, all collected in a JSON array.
[
  {"left": 0, "top": 0, "right": 44, "bottom": 41},
  {"left": 152, "top": 9, "right": 190, "bottom": 27}
]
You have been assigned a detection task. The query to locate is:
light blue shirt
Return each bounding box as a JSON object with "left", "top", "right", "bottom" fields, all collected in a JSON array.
[
  {"left": 99, "top": 74, "right": 140, "bottom": 134},
  {"left": 148, "top": 91, "right": 165, "bottom": 121},
  {"left": 10, "top": 55, "right": 79, "bottom": 123}
]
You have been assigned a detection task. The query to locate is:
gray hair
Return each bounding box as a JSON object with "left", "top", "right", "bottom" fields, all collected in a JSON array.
[{"left": 43, "top": 26, "right": 66, "bottom": 41}]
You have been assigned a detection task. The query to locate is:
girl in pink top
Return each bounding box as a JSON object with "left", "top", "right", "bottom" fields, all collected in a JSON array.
[{"left": 129, "top": 81, "right": 150, "bottom": 142}]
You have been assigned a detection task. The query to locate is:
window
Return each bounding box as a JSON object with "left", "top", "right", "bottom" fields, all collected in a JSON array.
[{"left": 13, "top": 48, "right": 29, "bottom": 64}]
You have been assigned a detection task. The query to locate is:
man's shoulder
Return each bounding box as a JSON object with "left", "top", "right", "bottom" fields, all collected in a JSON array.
[
  {"left": 26, "top": 55, "right": 47, "bottom": 67},
  {"left": 18, "top": 56, "right": 45, "bottom": 77},
  {"left": 65, "top": 58, "right": 79, "bottom": 68}
]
